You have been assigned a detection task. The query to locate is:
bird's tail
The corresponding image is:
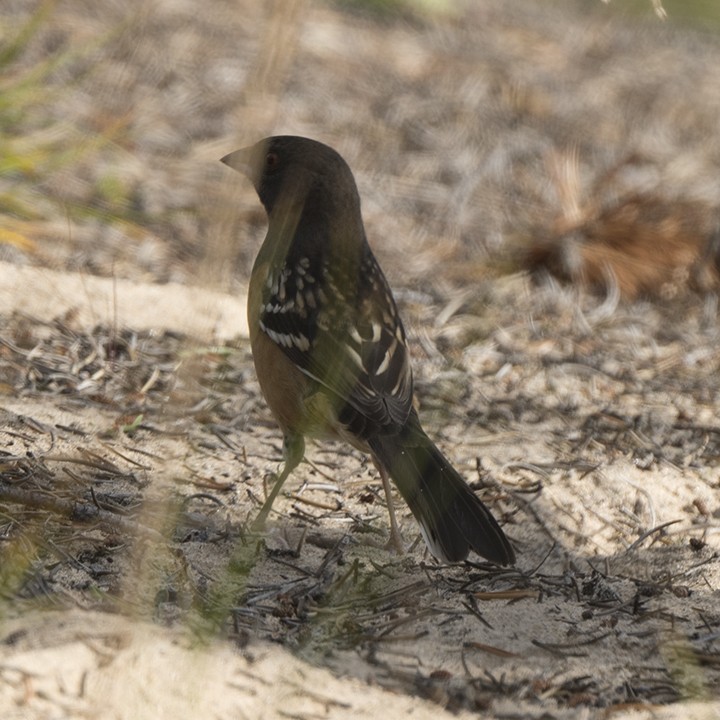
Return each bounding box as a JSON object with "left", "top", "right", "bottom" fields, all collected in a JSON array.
[{"left": 369, "top": 421, "right": 515, "bottom": 565}]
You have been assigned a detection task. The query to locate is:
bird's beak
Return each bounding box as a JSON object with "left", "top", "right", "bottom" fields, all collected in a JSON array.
[
  {"left": 220, "top": 147, "right": 252, "bottom": 176},
  {"left": 221, "top": 141, "right": 268, "bottom": 184}
]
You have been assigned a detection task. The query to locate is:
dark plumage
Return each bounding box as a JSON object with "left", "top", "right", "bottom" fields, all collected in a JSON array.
[{"left": 222, "top": 136, "right": 514, "bottom": 565}]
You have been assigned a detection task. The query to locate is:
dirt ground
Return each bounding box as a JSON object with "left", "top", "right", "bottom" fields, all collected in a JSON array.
[{"left": 1, "top": 1, "right": 719, "bottom": 719}]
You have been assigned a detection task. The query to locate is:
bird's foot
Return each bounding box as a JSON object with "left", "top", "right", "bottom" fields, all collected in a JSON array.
[
  {"left": 250, "top": 473, "right": 281, "bottom": 532},
  {"left": 250, "top": 514, "right": 267, "bottom": 533},
  {"left": 383, "top": 525, "right": 406, "bottom": 555}
]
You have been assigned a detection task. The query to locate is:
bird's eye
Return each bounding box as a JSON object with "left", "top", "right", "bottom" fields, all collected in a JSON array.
[{"left": 265, "top": 152, "right": 279, "bottom": 169}]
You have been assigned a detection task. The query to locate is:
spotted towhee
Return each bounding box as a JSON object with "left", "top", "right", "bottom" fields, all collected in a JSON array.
[{"left": 221, "top": 136, "right": 514, "bottom": 565}]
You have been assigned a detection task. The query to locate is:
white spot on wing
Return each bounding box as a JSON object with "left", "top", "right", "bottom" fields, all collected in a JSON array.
[
  {"left": 375, "top": 350, "right": 391, "bottom": 376},
  {"left": 293, "top": 334, "right": 310, "bottom": 351},
  {"left": 260, "top": 321, "right": 308, "bottom": 352},
  {"left": 391, "top": 374, "right": 406, "bottom": 396}
]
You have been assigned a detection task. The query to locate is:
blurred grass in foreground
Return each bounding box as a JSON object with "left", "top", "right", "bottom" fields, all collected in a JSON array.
[{"left": 0, "top": 0, "right": 135, "bottom": 255}]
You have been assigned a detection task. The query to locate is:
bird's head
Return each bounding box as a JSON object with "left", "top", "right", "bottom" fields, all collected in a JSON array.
[{"left": 221, "top": 136, "right": 358, "bottom": 216}]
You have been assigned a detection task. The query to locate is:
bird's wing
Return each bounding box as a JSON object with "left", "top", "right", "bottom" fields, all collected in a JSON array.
[{"left": 257, "top": 240, "right": 414, "bottom": 437}]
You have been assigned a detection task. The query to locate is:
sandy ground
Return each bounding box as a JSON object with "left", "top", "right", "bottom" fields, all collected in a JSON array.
[
  {"left": 2, "top": 262, "right": 719, "bottom": 719},
  {"left": 1, "top": 1, "right": 720, "bottom": 718}
]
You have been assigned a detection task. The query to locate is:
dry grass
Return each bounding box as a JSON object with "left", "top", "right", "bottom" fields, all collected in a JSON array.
[{"left": 521, "top": 150, "right": 720, "bottom": 299}]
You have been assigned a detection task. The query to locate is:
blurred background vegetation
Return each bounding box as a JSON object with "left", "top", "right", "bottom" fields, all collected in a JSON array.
[
  {"left": 611, "top": 0, "right": 720, "bottom": 30},
  {"left": 2, "top": 0, "right": 719, "bottom": 285},
  {"left": 1, "top": 0, "right": 718, "bottom": 281}
]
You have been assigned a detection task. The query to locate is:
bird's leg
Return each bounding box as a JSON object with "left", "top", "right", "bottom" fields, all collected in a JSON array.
[
  {"left": 252, "top": 433, "right": 305, "bottom": 530},
  {"left": 373, "top": 459, "right": 405, "bottom": 555}
]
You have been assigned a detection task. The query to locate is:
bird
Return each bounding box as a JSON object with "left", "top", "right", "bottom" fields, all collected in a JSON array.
[{"left": 221, "top": 136, "right": 515, "bottom": 565}]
